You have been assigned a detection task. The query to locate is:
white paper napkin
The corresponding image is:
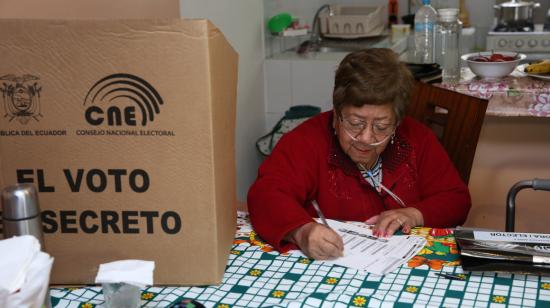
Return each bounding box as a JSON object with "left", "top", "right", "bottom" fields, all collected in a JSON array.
[
  {"left": 0, "top": 235, "right": 41, "bottom": 293},
  {"left": 0, "top": 235, "right": 54, "bottom": 308},
  {"left": 95, "top": 260, "right": 155, "bottom": 288}
]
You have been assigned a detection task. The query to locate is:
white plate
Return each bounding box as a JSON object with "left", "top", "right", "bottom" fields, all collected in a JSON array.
[{"left": 517, "top": 64, "right": 550, "bottom": 81}]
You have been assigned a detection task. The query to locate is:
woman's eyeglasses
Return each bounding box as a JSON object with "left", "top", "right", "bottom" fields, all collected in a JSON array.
[
  {"left": 339, "top": 116, "right": 395, "bottom": 147},
  {"left": 340, "top": 116, "right": 395, "bottom": 138}
]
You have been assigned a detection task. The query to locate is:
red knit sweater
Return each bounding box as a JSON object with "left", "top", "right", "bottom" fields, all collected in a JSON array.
[{"left": 248, "top": 111, "right": 471, "bottom": 252}]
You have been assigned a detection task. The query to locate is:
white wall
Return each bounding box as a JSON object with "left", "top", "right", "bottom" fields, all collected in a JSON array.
[{"left": 180, "top": 0, "right": 266, "bottom": 202}]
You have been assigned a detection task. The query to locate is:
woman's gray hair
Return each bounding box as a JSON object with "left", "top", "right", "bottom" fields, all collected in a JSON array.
[{"left": 333, "top": 48, "right": 414, "bottom": 123}]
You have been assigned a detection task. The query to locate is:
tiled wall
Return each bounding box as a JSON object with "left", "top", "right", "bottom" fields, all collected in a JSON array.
[
  {"left": 263, "top": 0, "right": 499, "bottom": 54},
  {"left": 264, "top": 57, "right": 342, "bottom": 131}
]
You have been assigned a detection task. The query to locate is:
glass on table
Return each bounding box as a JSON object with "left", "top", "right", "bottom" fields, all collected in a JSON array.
[{"left": 102, "top": 282, "right": 141, "bottom": 308}]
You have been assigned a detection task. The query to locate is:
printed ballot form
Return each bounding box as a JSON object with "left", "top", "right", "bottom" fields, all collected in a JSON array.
[
  {"left": 291, "top": 219, "right": 426, "bottom": 275},
  {"left": 473, "top": 231, "right": 550, "bottom": 244}
]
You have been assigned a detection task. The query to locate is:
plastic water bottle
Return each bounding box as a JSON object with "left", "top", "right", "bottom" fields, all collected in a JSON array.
[
  {"left": 414, "top": 0, "right": 437, "bottom": 63},
  {"left": 436, "top": 9, "right": 462, "bottom": 83}
]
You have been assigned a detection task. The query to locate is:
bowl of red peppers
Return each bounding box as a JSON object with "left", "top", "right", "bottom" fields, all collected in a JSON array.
[{"left": 461, "top": 51, "right": 526, "bottom": 79}]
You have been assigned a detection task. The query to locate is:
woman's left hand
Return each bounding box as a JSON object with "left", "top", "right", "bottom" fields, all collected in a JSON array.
[{"left": 365, "top": 207, "right": 424, "bottom": 237}]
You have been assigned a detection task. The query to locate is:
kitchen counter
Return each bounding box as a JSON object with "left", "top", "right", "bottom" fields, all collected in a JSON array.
[
  {"left": 437, "top": 68, "right": 550, "bottom": 117},
  {"left": 268, "top": 34, "right": 408, "bottom": 61}
]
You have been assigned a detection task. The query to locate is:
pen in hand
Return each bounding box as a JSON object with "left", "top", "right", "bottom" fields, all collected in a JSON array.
[
  {"left": 312, "top": 200, "right": 329, "bottom": 228},
  {"left": 311, "top": 200, "right": 344, "bottom": 258}
]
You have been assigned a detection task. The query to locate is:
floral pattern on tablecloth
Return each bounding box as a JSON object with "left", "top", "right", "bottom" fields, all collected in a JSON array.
[{"left": 437, "top": 68, "right": 550, "bottom": 117}]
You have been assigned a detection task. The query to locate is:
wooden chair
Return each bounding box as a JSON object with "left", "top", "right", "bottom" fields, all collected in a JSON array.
[{"left": 407, "top": 81, "right": 489, "bottom": 184}]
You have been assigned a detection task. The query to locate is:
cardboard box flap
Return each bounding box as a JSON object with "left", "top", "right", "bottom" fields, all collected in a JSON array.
[
  {"left": 0, "top": 0, "right": 180, "bottom": 19},
  {"left": 0, "top": 18, "right": 223, "bottom": 48},
  {"left": 206, "top": 19, "right": 239, "bottom": 283}
]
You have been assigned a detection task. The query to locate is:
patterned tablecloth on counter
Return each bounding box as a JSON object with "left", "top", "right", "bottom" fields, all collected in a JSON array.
[
  {"left": 49, "top": 211, "right": 550, "bottom": 308},
  {"left": 437, "top": 68, "right": 550, "bottom": 118}
]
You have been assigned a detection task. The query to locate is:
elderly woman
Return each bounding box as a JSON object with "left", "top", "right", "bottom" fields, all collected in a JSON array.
[{"left": 248, "top": 48, "right": 471, "bottom": 260}]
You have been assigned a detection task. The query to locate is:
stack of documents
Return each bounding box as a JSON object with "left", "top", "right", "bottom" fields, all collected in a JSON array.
[
  {"left": 291, "top": 219, "right": 426, "bottom": 275},
  {"left": 455, "top": 229, "right": 550, "bottom": 275}
]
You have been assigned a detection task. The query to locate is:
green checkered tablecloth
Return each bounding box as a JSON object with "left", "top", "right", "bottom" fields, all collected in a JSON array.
[{"left": 50, "top": 211, "right": 550, "bottom": 308}]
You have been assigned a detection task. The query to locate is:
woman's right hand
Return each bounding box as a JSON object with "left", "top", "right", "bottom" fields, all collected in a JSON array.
[{"left": 286, "top": 222, "right": 344, "bottom": 260}]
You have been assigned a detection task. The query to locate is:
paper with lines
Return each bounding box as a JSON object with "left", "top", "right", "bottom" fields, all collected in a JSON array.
[{"left": 291, "top": 219, "right": 426, "bottom": 275}]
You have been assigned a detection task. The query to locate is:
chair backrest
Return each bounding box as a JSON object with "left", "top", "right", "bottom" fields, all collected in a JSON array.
[{"left": 407, "top": 81, "right": 489, "bottom": 184}]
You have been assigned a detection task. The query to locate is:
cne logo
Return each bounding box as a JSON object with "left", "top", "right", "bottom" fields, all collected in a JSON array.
[
  {"left": 84, "top": 73, "right": 164, "bottom": 127},
  {"left": 0, "top": 74, "right": 43, "bottom": 124}
]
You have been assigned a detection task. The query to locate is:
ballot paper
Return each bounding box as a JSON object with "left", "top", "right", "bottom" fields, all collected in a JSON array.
[{"left": 290, "top": 219, "right": 426, "bottom": 275}]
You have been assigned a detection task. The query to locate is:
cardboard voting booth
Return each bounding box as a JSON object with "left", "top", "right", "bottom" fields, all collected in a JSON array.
[{"left": 0, "top": 0, "right": 238, "bottom": 285}]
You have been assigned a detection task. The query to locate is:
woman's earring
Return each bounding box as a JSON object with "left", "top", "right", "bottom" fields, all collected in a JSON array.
[{"left": 390, "top": 134, "right": 395, "bottom": 145}]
